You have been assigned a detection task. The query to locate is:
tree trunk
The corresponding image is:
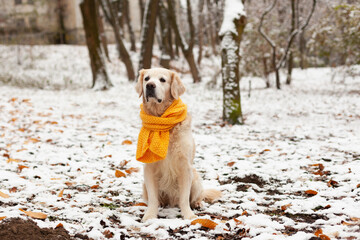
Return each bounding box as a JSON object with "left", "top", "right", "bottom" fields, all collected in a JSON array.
[
  {"left": 97, "top": 11, "right": 110, "bottom": 61},
  {"left": 100, "top": 0, "right": 135, "bottom": 81},
  {"left": 167, "top": 0, "right": 201, "bottom": 83},
  {"left": 286, "top": 0, "right": 296, "bottom": 85},
  {"left": 158, "top": 2, "right": 171, "bottom": 68},
  {"left": 80, "top": 0, "right": 112, "bottom": 90},
  {"left": 139, "top": 0, "right": 145, "bottom": 29},
  {"left": 138, "top": 0, "right": 159, "bottom": 71},
  {"left": 262, "top": 57, "right": 270, "bottom": 88},
  {"left": 219, "top": 0, "right": 246, "bottom": 125},
  {"left": 206, "top": 0, "right": 218, "bottom": 56},
  {"left": 197, "top": 0, "right": 205, "bottom": 65},
  {"left": 123, "top": 0, "right": 136, "bottom": 52},
  {"left": 272, "top": 47, "right": 281, "bottom": 89}
]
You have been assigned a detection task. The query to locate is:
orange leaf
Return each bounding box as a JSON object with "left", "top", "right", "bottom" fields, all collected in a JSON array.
[
  {"left": 327, "top": 179, "right": 339, "bottom": 188},
  {"left": 58, "top": 189, "right": 64, "bottom": 197},
  {"left": 103, "top": 230, "right": 114, "bottom": 239},
  {"left": 18, "top": 128, "right": 26, "bottom": 132},
  {"left": 29, "top": 138, "right": 40, "bottom": 143},
  {"left": 319, "top": 234, "right": 330, "bottom": 240},
  {"left": 191, "top": 219, "right": 218, "bottom": 230},
  {"left": 241, "top": 210, "right": 248, "bottom": 216},
  {"left": 6, "top": 158, "right": 22, "bottom": 163},
  {"left": 19, "top": 209, "right": 47, "bottom": 219},
  {"left": 18, "top": 165, "right": 29, "bottom": 172},
  {"left": 115, "top": 169, "right": 126, "bottom": 178},
  {"left": 91, "top": 185, "right": 99, "bottom": 189},
  {"left": 0, "top": 216, "right": 6, "bottom": 220},
  {"left": 314, "top": 228, "right": 323, "bottom": 237},
  {"left": 64, "top": 181, "right": 74, "bottom": 186},
  {"left": 51, "top": 178, "right": 61, "bottom": 180},
  {"left": 233, "top": 218, "right": 242, "bottom": 225},
  {"left": 120, "top": 160, "right": 130, "bottom": 168},
  {"left": 281, "top": 204, "right": 292, "bottom": 211},
  {"left": 356, "top": 183, "right": 360, "bottom": 188},
  {"left": 9, "top": 187, "right": 17, "bottom": 193},
  {"left": 55, "top": 223, "right": 64, "bottom": 228},
  {"left": 341, "top": 220, "right": 351, "bottom": 225},
  {"left": 0, "top": 191, "right": 10, "bottom": 198},
  {"left": 133, "top": 202, "right": 147, "bottom": 207},
  {"left": 122, "top": 140, "right": 132, "bottom": 145},
  {"left": 227, "top": 162, "right": 235, "bottom": 167},
  {"left": 125, "top": 167, "right": 140, "bottom": 175},
  {"left": 244, "top": 154, "right": 255, "bottom": 157},
  {"left": 104, "top": 155, "right": 112, "bottom": 158},
  {"left": 305, "top": 190, "right": 318, "bottom": 196},
  {"left": 96, "top": 133, "right": 108, "bottom": 136},
  {"left": 16, "top": 148, "right": 28, "bottom": 152}
]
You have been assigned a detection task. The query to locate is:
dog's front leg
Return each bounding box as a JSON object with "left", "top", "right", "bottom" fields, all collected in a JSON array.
[
  {"left": 178, "top": 164, "right": 197, "bottom": 219},
  {"left": 142, "top": 164, "right": 159, "bottom": 222}
]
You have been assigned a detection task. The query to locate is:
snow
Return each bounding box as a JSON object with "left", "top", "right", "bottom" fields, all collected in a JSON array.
[
  {"left": 219, "top": 0, "right": 246, "bottom": 36},
  {"left": 0, "top": 44, "right": 360, "bottom": 239}
]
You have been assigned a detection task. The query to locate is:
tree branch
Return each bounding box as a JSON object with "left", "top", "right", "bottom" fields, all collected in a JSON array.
[{"left": 258, "top": 0, "right": 277, "bottom": 48}]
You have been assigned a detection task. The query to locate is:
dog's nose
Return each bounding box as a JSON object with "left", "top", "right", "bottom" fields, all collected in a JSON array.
[{"left": 146, "top": 83, "right": 156, "bottom": 90}]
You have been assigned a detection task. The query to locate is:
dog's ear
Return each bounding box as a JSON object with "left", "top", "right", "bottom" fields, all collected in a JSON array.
[
  {"left": 135, "top": 69, "right": 146, "bottom": 97},
  {"left": 170, "top": 71, "right": 185, "bottom": 99}
]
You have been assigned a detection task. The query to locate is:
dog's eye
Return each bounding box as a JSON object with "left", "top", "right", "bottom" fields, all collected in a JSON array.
[
  {"left": 160, "top": 78, "right": 166, "bottom": 83},
  {"left": 144, "top": 76, "right": 150, "bottom": 81}
]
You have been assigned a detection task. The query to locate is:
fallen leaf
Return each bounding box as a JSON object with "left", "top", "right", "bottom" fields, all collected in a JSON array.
[
  {"left": 310, "top": 163, "right": 324, "bottom": 171},
  {"left": 58, "top": 189, "right": 64, "bottom": 197},
  {"left": 0, "top": 191, "right": 10, "bottom": 198},
  {"left": 315, "top": 228, "right": 323, "bottom": 237},
  {"left": 191, "top": 219, "right": 218, "bottom": 230},
  {"left": 122, "top": 140, "right": 132, "bottom": 145},
  {"left": 18, "top": 165, "right": 29, "bottom": 172},
  {"left": 18, "top": 128, "right": 26, "bottom": 132},
  {"left": 350, "top": 217, "right": 360, "bottom": 222},
  {"left": 281, "top": 204, "right": 292, "bottom": 211},
  {"left": 227, "top": 162, "right": 235, "bottom": 167},
  {"left": 327, "top": 179, "right": 339, "bottom": 188},
  {"left": 50, "top": 178, "right": 61, "bottom": 180},
  {"left": 133, "top": 202, "right": 147, "bottom": 207},
  {"left": 9, "top": 187, "right": 17, "bottom": 193},
  {"left": 103, "top": 155, "right": 112, "bottom": 158},
  {"left": 103, "top": 230, "right": 114, "bottom": 239},
  {"left": 64, "top": 181, "right": 74, "bottom": 187},
  {"left": 125, "top": 167, "right": 140, "bottom": 175},
  {"left": 244, "top": 154, "right": 255, "bottom": 157},
  {"left": 96, "top": 133, "right": 108, "bottom": 136},
  {"left": 3, "top": 153, "right": 10, "bottom": 158},
  {"left": 119, "top": 160, "right": 129, "bottom": 168},
  {"left": 19, "top": 209, "right": 47, "bottom": 219},
  {"left": 16, "top": 148, "right": 28, "bottom": 152},
  {"left": 357, "top": 183, "right": 360, "bottom": 188},
  {"left": 55, "top": 223, "right": 64, "bottom": 228},
  {"left": 241, "top": 210, "right": 248, "bottom": 216},
  {"left": 6, "top": 158, "right": 22, "bottom": 163},
  {"left": 234, "top": 218, "right": 242, "bottom": 225},
  {"left": 28, "top": 138, "right": 40, "bottom": 143},
  {"left": 305, "top": 190, "right": 318, "bottom": 196},
  {"left": 341, "top": 220, "right": 352, "bottom": 225},
  {"left": 91, "top": 185, "right": 99, "bottom": 189},
  {"left": 115, "top": 170, "right": 126, "bottom": 178},
  {"left": 0, "top": 216, "right": 6, "bottom": 220}
]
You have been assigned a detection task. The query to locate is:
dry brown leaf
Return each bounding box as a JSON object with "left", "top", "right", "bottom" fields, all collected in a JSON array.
[
  {"left": 133, "top": 202, "right": 147, "bottom": 207},
  {"left": 120, "top": 160, "right": 130, "bottom": 168},
  {"left": 0, "top": 191, "right": 10, "bottom": 198},
  {"left": 115, "top": 169, "right": 126, "bottom": 178},
  {"left": 103, "top": 230, "right": 114, "bottom": 239},
  {"left": 19, "top": 209, "right": 47, "bottom": 219},
  {"left": 64, "top": 181, "right": 74, "bottom": 187},
  {"left": 51, "top": 178, "right": 61, "bottom": 180},
  {"left": 122, "top": 140, "right": 133, "bottom": 145},
  {"left": 16, "top": 148, "right": 28, "bottom": 152},
  {"left": 233, "top": 218, "right": 242, "bottom": 225},
  {"left": 9, "top": 187, "right": 17, "bottom": 193},
  {"left": 0, "top": 216, "right": 6, "bottom": 220},
  {"left": 327, "top": 179, "right": 339, "bottom": 188},
  {"left": 244, "top": 154, "right": 255, "bottom": 157},
  {"left": 96, "top": 133, "right": 108, "bottom": 136},
  {"left": 55, "top": 223, "right": 64, "bottom": 228},
  {"left": 18, "top": 128, "right": 26, "bottom": 132},
  {"left": 58, "top": 189, "right": 64, "bottom": 197},
  {"left": 227, "top": 162, "right": 235, "bottom": 167},
  {"left": 319, "top": 234, "right": 330, "bottom": 240},
  {"left": 341, "top": 220, "right": 352, "bottom": 225},
  {"left": 191, "top": 219, "right": 218, "bottom": 230},
  {"left": 305, "top": 190, "right": 318, "bottom": 196},
  {"left": 356, "top": 183, "right": 360, "bottom": 188},
  {"left": 125, "top": 167, "right": 140, "bottom": 175},
  {"left": 350, "top": 217, "right": 360, "bottom": 222},
  {"left": 18, "top": 165, "right": 29, "bottom": 172},
  {"left": 281, "top": 204, "right": 292, "bottom": 211},
  {"left": 315, "top": 228, "right": 323, "bottom": 237},
  {"left": 241, "top": 210, "right": 249, "bottom": 216},
  {"left": 28, "top": 138, "right": 40, "bottom": 143},
  {"left": 91, "top": 185, "right": 99, "bottom": 189},
  {"left": 103, "top": 155, "right": 112, "bottom": 158}
]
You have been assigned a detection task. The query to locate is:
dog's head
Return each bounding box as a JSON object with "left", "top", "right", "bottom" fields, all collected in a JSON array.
[{"left": 135, "top": 68, "right": 185, "bottom": 104}]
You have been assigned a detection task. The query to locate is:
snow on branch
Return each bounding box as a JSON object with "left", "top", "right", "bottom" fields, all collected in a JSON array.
[{"left": 219, "top": 0, "right": 246, "bottom": 36}]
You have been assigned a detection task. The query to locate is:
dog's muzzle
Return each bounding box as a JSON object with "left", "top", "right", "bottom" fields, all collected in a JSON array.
[{"left": 145, "top": 83, "right": 162, "bottom": 103}]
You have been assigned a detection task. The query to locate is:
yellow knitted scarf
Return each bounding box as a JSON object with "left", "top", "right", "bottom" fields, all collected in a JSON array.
[{"left": 136, "top": 99, "right": 187, "bottom": 163}]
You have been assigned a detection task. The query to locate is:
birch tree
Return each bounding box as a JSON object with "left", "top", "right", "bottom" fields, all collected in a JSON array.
[
  {"left": 80, "top": 0, "right": 113, "bottom": 90},
  {"left": 219, "top": 0, "right": 246, "bottom": 124}
]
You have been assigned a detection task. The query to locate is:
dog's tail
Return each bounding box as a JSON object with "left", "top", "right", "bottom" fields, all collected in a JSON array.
[{"left": 202, "top": 189, "right": 222, "bottom": 203}]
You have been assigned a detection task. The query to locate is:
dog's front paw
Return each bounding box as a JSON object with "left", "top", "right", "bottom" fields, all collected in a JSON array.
[
  {"left": 183, "top": 212, "right": 197, "bottom": 220},
  {"left": 142, "top": 211, "right": 157, "bottom": 222}
]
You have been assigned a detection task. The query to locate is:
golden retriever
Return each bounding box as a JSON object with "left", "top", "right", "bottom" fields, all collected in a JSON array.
[{"left": 135, "top": 68, "right": 221, "bottom": 222}]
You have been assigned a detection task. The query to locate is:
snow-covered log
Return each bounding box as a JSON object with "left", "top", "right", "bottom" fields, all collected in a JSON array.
[{"left": 219, "top": 0, "right": 246, "bottom": 124}]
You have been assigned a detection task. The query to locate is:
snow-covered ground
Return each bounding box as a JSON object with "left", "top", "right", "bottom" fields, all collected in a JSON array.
[{"left": 0, "top": 45, "right": 360, "bottom": 239}]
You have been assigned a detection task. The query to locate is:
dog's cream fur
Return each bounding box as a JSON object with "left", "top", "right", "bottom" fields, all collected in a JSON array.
[{"left": 136, "top": 68, "right": 221, "bottom": 222}]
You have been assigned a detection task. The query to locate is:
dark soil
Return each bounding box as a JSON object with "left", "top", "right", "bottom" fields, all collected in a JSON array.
[
  {"left": 220, "top": 174, "right": 267, "bottom": 187},
  {"left": 0, "top": 217, "right": 70, "bottom": 240}
]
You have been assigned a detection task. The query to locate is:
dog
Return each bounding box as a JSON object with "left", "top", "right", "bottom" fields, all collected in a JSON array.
[{"left": 135, "top": 68, "right": 221, "bottom": 222}]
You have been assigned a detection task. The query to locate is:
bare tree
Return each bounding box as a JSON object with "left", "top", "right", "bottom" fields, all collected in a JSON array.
[
  {"left": 80, "top": 0, "right": 112, "bottom": 90},
  {"left": 286, "top": 0, "right": 296, "bottom": 85},
  {"left": 258, "top": 0, "right": 316, "bottom": 89},
  {"left": 97, "top": 10, "right": 110, "bottom": 61},
  {"left": 219, "top": 0, "right": 246, "bottom": 124},
  {"left": 197, "top": 0, "right": 205, "bottom": 65},
  {"left": 158, "top": 2, "right": 172, "bottom": 68},
  {"left": 167, "top": 0, "right": 201, "bottom": 83},
  {"left": 123, "top": 0, "right": 136, "bottom": 52},
  {"left": 100, "top": 0, "right": 135, "bottom": 81},
  {"left": 138, "top": 0, "right": 159, "bottom": 71}
]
